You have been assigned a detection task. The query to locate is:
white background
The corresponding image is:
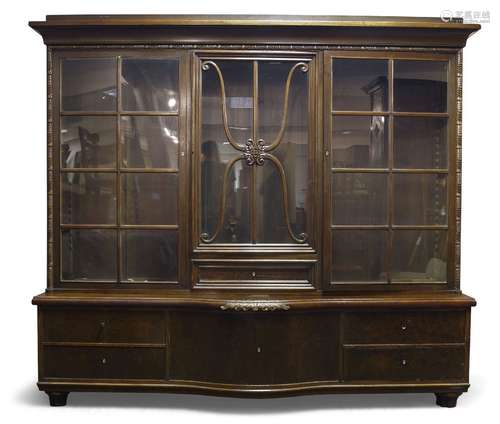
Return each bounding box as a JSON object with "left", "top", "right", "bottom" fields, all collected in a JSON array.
[{"left": 0, "top": 0, "right": 498, "bottom": 422}]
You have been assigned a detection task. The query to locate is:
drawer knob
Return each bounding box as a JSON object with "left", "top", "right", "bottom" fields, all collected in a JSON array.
[
  {"left": 100, "top": 321, "right": 106, "bottom": 328},
  {"left": 257, "top": 346, "right": 262, "bottom": 353},
  {"left": 251, "top": 271, "right": 256, "bottom": 278},
  {"left": 101, "top": 358, "right": 107, "bottom": 365},
  {"left": 401, "top": 323, "right": 407, "bottom": 331},
  {"left": 401, "top": 359, "right": 407, "bottom": 366}
]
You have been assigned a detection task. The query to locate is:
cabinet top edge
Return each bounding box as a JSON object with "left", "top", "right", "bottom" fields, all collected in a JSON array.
[
  {"left": 28, "top": 15, "right": 480, "bottom": 48},
  {"left": 29, "top": 14, "right": 481, "bottom": 31},
  {"left": 32, "top": 290, "right": 477, "bottom": 309}
]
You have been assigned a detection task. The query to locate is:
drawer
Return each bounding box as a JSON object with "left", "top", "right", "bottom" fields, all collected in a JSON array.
[
  {"left": 42, "top": 346, "right": 165, "bottom": 380},
  {"left": 42, "top": 308, "right": 165, "bottom": 343},
  {"left": 344, "top": 346, "right": 466, "bottom": 382},
  {"left": 194, "top": 263, "right": 314, "bottom": 289},
  {"left": 343, "top": 310, "right": 466, "bottom": 344},
  {"left": 169, "top": 310, "right": 340, "bottom": 385}
]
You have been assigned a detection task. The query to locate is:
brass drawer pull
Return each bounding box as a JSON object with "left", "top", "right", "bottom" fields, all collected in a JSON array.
[
  {"left": 220, "top": 301, "right": 290, "bottom": 312},
  {"left": 101, "top": 358, "right": 107, "bottom": 365},
  {"left": 401, "top": 323, "right": 407, "bottom": 331},
  {"left": 401, "top": 359, "right": 407, "bottom": 366}
]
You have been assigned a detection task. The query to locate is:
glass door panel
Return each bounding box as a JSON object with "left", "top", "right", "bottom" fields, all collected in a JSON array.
[
  {"left": 200, "top": 60, "right": 253, "bottom": 244},
  {"left": 256, "top": 61, "right": 309, "bottom": 243},
  {"left": 199, "top": 57, "right": 312, "bottom": 246},
  {"left": 59, "top": 55, "right": 181, "bottom": 284},
  {"left": 329, "top": 55, "right": 450, "bottom": 285}
]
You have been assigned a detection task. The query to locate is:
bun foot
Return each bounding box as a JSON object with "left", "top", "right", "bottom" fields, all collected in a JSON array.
[
  {"left": 46, "top": 391, "right": 69, "bottom": 406},
  {"left": 435, "top": 392, "right": 461, "bottom": 408}
]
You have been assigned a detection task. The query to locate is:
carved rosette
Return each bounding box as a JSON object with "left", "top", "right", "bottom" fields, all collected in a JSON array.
[{"left": 243, "top": 138, "right": 265, "bottom": 166}]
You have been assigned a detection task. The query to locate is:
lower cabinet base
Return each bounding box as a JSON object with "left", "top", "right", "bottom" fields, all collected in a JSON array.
[
  {"left": 40, "top": 382, "right": 468, "bottom": 407},
  {"left": 34, "top": 291, "right": 475, "bottom": 408}
]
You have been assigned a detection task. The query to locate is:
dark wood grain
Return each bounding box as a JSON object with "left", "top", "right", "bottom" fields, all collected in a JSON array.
[
  {"left": 42, "top": 308, "right": 165, "bottom": 343},
  {"left": 43, "top": 345, "right": 165, "bottom": 380},
  {"left": 343, "top": 310, "right": 466, "bottom": 344},
  {"left": 29, "top": 14, "right": 478, "bottom": 407},
  {"left": 343, "top": 345, "right": 466, "bottom": 381}
]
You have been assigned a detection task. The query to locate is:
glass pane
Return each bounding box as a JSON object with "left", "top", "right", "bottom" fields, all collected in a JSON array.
[
  {"left": 61, "top": 229, "right": 117, "bottom": 281},
  {"left": 122, "top": 230, "right": 177, "bottom": 282},
  {"left": 333, "top": 116, "right": 388, "bottom": 168},
  {"left": 61, "top": 116, "right": 116, "bottom": 169},
  {"left": 257, "top": 61, "right": 309, "bottom": 243},
  {"left": 392, "top": 230, "right": 447, "bottom": 282},
  {"left": 201, "top": 159, "right": 251, "bottom": 243},
  {"left": 62, "top": 59, "right": 117, "bottom": 111},
  {"left": 62, "top": 173, "right": 116, "bottom": 224},
  {"left": 121, "top": 59, "right": 179, "bottom": 112},
  {"left": 200, "top": 60, "right": 252, "bottom": 243},
  {"left": 394, "top": 60, "right": 448, "bottom": 112},
  {"left": 121, "top": 174, "right": 178, "bottom": 225},
  {"left": 332, "top": 59, "right": 388, "bottom": 111},
  {"left": 394, "top": 174, "right": 447, "bottom": 225},
  {"left": 121, "top": 116, "right": 178, "bottom": 169},
  {"left": 332, "top": 173, "right": 387, "bottom": 225},
  {"left": 394, "top": 117, "right": 448, "bottom": 169},
  {"left": 332, "top": 230, "right": 387, "bottom": 282}
]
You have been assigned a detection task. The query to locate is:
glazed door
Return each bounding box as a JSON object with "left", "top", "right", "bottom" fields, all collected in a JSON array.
[
  {"left": 324, "top": 50, "right": 455, "bottom": 290},
  {"left": 193, "top": 53, "right": 319, "bottom": 249}
]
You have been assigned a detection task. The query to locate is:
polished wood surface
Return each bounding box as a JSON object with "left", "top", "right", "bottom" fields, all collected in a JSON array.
[
  {"left": 33, "top": 290, "right": 476, "bottom": 308},
  {"left": 36, "top": 304, "right": 470, "bottom": 400},
  {"left": 29, "top": 14, "right": 479, "bottom": 407},
  {"left": 29, "top": 15, "right": 480, "bottom": 47}
]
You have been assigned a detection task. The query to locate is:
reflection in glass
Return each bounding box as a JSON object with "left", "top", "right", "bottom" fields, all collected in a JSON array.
[
  {"left": 394, "top": 117, "right": 448, "bottom": 169},
  {"left": 61, "top": 229, "right": 117, "bottom": 281},
  {"left": 200, "top": 60, "right": 252, "bottom": 243},
  {"left": 121, "top": 116, "right": 178, "bottom": 169},
  {"left": 332, "top": 230, "right": 387, "bottom": 282},
  {"left": 394, "top": 174, "right": 447, "bottom": 225},
  {"left": 332, "top": 174, "right": 387, "bottom": 225},
  {"left": 392, "top": 230, "right": 447, "bottom": 282},
  {"left": 62, "top": 173, "right": 116, "bottom": 224},
  {"left": 201, "top": 148, "right": 250, "bottom": 243},
  {"left": 256, "top": 61, "right": 308, "bottom": 243},
  {"left": 121, "top": 174, "right": 178, "bottom": 225},
  {"left": 62, "top": 59, "right": 117, "bottom": 111},
  {"left": 122, "top": 230, "right": 177, "bottom": 282},
  {"left": 333, "top": 116, "right": 388, "bottom": 168},
  {"left": 332, "top": 59, "right": 388, "bottom": 111},
  {"left": 61, "top": 116, "right": 116, "bottom": 168},
  {"left": 121, "top": 59, "right": 179, "bottom": 112},
  {"left": 394, "top": 60, "right": 448, "bottom": 112}
]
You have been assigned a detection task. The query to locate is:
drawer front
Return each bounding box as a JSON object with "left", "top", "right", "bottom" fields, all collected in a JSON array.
[
  {"left": 344, "top": 346, "right": 466, "bottom": 382},
  {"left": 343, "top": 310, "right": 466, "bottom": 344},
  {"left": 194, "top": 263, "right": 314, "bottom": 289},
  {"left": 42, "top": 346, "right": 165, "bottom": 380},
  {"left": 169, "top": 311, "right": 256, "bottom": 384},
  {"left": 255, "top": 312, "right": 340, "bottom": 384},
  {"left": 42, "top": 308, "right": 165, "bottom": 343},
  {"left": 169, "top": 310, "right": 340, "bottom": 385}
]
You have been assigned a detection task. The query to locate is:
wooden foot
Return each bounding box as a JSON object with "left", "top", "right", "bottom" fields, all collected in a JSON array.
[
  {"left": 435, "top": 392, "right": 461, "bottom": 408},
  {"left": 46, "top": 391, "right": 69, "bottom": 407}
]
